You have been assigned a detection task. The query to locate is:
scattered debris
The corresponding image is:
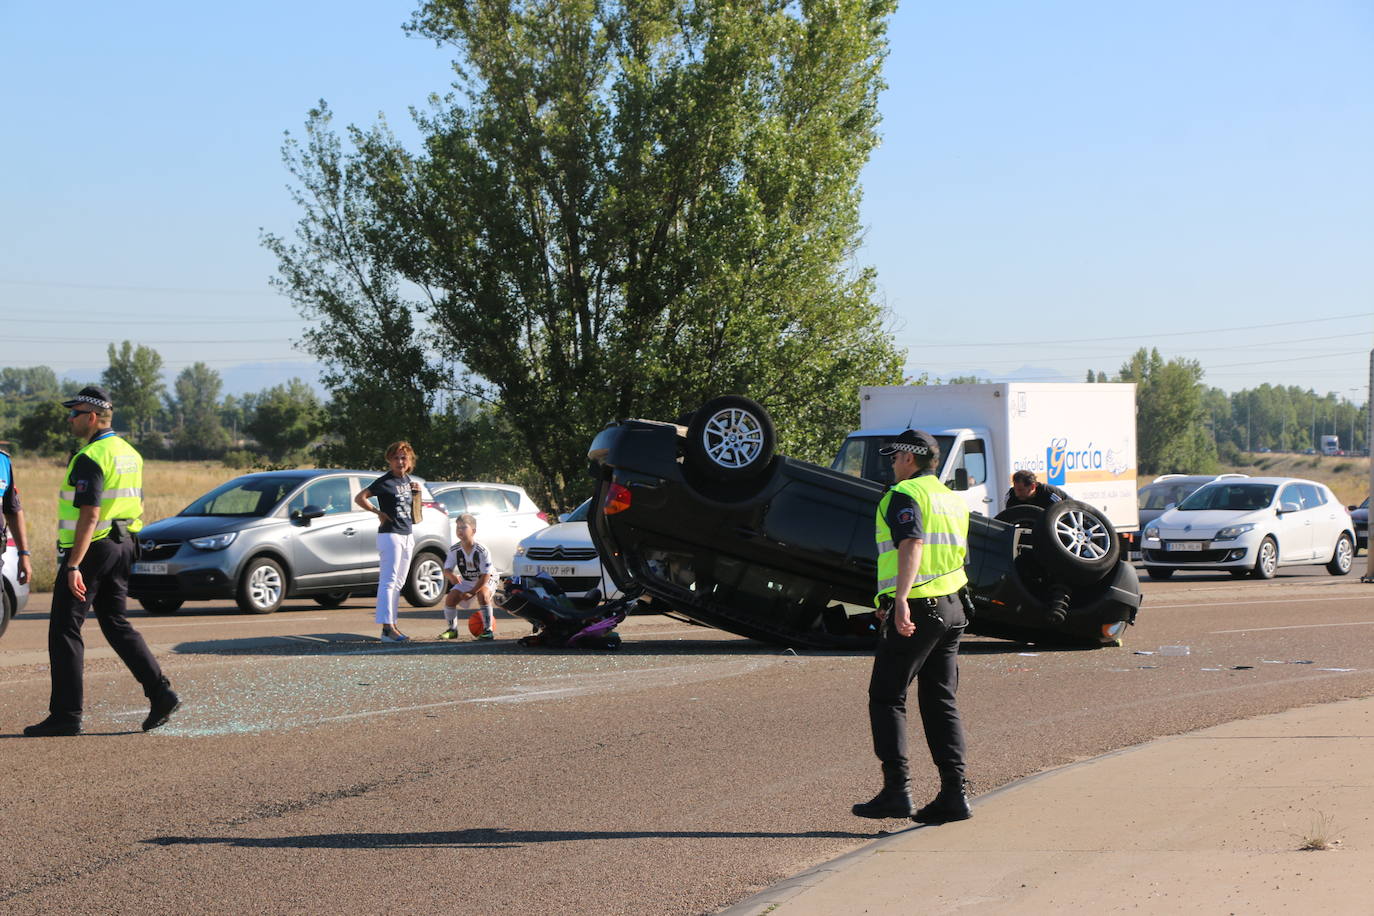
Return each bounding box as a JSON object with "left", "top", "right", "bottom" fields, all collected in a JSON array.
[
  {"left": 1318, "top": 667, "right": 1355, "bottom": 672},
  {"left": 1231, "top": 665, "right": 1254, "bottom": 670},
  {"left": 1134, "top": 650, "right": 1155, "bottom": 655},
  {"left": 1017, "top": 652, "right": 1039, "bottom": 657},
  {"left": 1158, "top": 645, "right": 1190, "bottom": 656}
]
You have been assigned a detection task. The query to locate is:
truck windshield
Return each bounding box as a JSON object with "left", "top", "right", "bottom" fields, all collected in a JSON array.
[{"left": 831, "top": 435, "right": 957, "bottom": 486}]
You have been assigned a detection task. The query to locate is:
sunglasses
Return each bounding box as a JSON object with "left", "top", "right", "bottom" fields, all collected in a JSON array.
[{"left": 67, "top": 408, "right": 95, "bottom": 418}]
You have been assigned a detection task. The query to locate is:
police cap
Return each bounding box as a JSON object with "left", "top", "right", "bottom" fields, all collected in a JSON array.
[
  {"left": 62, "top": 386, "right": 114, "bottom": 410},
  {"left": 878, "top": 428, "right": 938, "bottom": 457}
]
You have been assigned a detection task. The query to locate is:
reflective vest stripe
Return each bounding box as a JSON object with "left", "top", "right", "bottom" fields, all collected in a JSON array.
[
  {"left": 58, "top": 519, "right": 118, "bottom": 532},
  {"left": 64, "top": 487, "right": 142, "bottom": 500},
  {"left": 923, "top": 532, "right": 968, "bottom": 548}
]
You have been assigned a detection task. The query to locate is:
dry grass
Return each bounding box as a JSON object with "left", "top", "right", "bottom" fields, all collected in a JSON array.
[
  {"left": 9, "top": 455, "right": 243, "bottom": 592},
  {"left": 1219, "top": 453, "right": 1370, "bottom": 507},
  {"left": 1295, "top": 811, "right": 1343, "bottom": 851}
]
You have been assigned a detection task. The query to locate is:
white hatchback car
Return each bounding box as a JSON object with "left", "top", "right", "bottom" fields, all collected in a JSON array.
[
  {"left": 3, "top": 536, "right": 32, "bottom": 640},
  {"left": 511, "top": 498, "right": 617, "bottom": 599},
  {"left": 427, "top": 481, "right": 548, "bottom": 575},
  {"left": 1141, "top": 477, "right": 1356, "bottom": 580}
]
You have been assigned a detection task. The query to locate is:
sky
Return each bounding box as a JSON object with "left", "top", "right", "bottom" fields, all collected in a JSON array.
[{"left": 2, "top": 0, "right": 1371, "bottom": 404}]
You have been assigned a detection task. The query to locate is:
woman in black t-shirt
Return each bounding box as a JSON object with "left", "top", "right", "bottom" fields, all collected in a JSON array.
[{"left": 354, "top": 441, "right": 421, "bottom": 642}]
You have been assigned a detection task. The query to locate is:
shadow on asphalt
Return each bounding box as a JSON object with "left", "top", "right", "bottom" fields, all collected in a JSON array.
[{"left": 147, "top": 827, "right": 875, "bottom": 848}]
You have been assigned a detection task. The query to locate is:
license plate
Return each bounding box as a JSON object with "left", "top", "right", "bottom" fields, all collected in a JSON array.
[
  {"left": 132, "top": 562, "right": 169, "bottom": 575},
  {"left": 1165, "top": 542, "right": 1204, "bottom": 552},
  {"left": 536, "top": 565, "right": 578, "bottom": 577}
]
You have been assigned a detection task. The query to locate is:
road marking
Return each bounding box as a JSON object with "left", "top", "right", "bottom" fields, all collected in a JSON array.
[
  {"left": 1212, "top": 620, "right": 1374, "bottom": 634},
  {"left": 1151, "top": 595, "right": 1366, "bottom": 610}
]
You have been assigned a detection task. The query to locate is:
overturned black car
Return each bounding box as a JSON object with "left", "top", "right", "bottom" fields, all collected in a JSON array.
[{"left": 586, "top": 397, "right": 1141, "bottom": 650}]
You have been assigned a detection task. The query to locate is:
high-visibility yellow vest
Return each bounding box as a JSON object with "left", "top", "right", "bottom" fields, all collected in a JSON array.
[
  {"left": 875, "top": 474, "right": 969, "bottom": 604},
  {"left": 58, "top": 431, "right": 144, "bottom": 548}
]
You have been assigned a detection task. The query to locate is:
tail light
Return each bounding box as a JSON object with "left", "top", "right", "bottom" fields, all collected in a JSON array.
[
  {"left": 423, "top": 500, "right": 443, "bottom": 512},
  {"left": 604, "top": 483, "right": 632, "bottom": 515},
  {"left": 537, "top": 511, "right": 550, "bottom": 523}
]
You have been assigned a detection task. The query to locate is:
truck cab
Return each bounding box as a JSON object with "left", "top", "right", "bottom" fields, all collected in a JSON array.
[{"left": 831, "top": 427, "right": 995, "bottom": 517}]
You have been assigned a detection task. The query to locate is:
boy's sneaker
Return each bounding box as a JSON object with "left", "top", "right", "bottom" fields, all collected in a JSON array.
[
  {"left": 379, "top": 632, "right": 410, "bottom": 643},
  {"left": 437, "top": 628, "right": 458, "bottom": 640},
  {"left": 477, "top": 630, "right": 495, "bottom": 641}
]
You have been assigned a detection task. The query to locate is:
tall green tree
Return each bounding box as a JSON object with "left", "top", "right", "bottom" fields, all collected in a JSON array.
[
  {"left": 1119, "top": 347, "right": 1215, "bottom": 474},
  {"left": 246, "top": 379, "right": 321, "bottom": 462},
  {"left": 264, "top": 0, "right": 905, "bottom": 508},
  {"left": 166, "top": 362, "right": 230, "bottom": 458},
  {"left": 102, "top": 341, "right": 165, "bottom": 439}
]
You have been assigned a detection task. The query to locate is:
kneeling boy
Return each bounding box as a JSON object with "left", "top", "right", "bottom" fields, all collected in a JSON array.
[{"left": 439, "top": 513, "right": 496, "bottom": 640}]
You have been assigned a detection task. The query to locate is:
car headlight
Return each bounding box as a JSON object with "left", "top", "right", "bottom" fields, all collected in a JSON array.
[
  {"left": 1212, "top": 523, "right": 1255, "bottom": 541},
  {"left": 514, "top": 544, "right": 526, "bottom": 557},
  {"left": 1144, "top": 525, "right": 1160, "bottom": 539},
  {"left": 188, "top": 532, "right": 239, "bottom": 551}
]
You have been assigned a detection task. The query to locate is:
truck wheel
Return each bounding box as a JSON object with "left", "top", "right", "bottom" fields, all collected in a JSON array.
[
  {"left": 236, "top": 556, "right": 285, "bottom": 614},
  {"left": 685, "top": 395, "right": 775, "bottom": 481},
  {"left": 1032, "top": 500, "right": 1120, "bottom": 585},
  {"left": 139, "top": 597, "right": 184, "bottom": 615},
  {"left": 403, "top": 552, "right": 445, "bottom": 607}
]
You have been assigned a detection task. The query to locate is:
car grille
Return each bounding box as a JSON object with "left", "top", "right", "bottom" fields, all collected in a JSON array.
[
  {"left": 549, "top": 575, "right": 602, "bottom": 592},
  {"left": 525, "top": 546, "right": 598, "bottom": 562},
  {"left": 138, "top": 540, "right": 181, "bottom": 561}
]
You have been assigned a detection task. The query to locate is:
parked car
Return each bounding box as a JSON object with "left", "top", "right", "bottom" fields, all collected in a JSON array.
[
  {"left": 1141, "top": 477, "right": 1356, "bottom": 580},
  {"left": 586, "top": 396, "right": 1142, "bottom": 649},
  {"left": 1349, "top": 497, "right": 1368, "bottom": 551},
  {"left": 1138, "top": 474, "right": 1250, "bottom": 532},
  {"left": 512, "top": 498, "right": 617, "bottom": 600},
  {"left": 129, "top": 470, "right": 452, "bottom": 614},
  {"left": 2, "top": 534, "right": 31, "bottom": 640},
  {"left": 426, "top": 481, "right": 547, "bottom": 574}
]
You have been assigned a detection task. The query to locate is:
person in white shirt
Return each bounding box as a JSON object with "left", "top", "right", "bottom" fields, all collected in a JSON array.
[{"left": 439, "top": 513, "right": 496, "bottom": 640}]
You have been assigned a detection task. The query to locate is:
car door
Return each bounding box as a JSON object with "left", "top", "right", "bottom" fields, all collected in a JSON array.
[
  {"left": 351, "top": 475, "right": 387, "bottom": 583},
  {"left": 945, "top": 438, "right": 992, "bottom": 517},
  {"left": 462, "top": 486, "right": 522, "bottom": 573},
  {"left": 1275, "top": 483, "right": 1313, "bottom": 561},
  {"left": 1298, "top": 483, "right": 1341, "bottom": 560},
  {"left": 285, "top": 475, "right": 369, "bottom": 588}
]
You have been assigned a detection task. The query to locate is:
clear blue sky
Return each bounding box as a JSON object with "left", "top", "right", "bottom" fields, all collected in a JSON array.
[{"left": 2, "top": 0, "right": 1371, "bottom": 403}]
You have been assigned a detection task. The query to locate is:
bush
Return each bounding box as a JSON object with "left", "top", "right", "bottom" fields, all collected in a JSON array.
[{"left": 222, "top": 449, "right": 260, "bottom": 469}]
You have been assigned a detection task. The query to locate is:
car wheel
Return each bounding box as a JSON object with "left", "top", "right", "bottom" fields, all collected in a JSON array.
[
  {"left": 1326, "top": 534, "right": 1354, "bottom": 576},
  {"left": 994, "top": 505, "right": 1043, "bottom": 530},
  {"left": 236, "top": 556, "right": 285, "bottom": 614},
  {"left": 139, "top": 597, "right": 184, "bottom": 615},
  {"left": 1145, "top": 567, "right": 1174, "bottom": 580},
  {"left": 0, "top": 585, "right": 12, "bottom": 640},
  {"left": 685, "top": 395, "right": 776, "bottom": 481},
  {"left": 1031, "top": 500, "right": 1120, "bottom": 585},
  {"left": 312, "top": 591, "right": 351, "bottom": 608},
  {"left": 403, "top": 552, "right": 445, "bottom": 607},
  {"left": 1251, "top": 537, "right": 1278, "bottom": 579}
]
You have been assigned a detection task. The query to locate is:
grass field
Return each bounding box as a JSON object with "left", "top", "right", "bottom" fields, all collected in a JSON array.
[{"left": 10, "top": 455, "right": 242, "bottom": 592}]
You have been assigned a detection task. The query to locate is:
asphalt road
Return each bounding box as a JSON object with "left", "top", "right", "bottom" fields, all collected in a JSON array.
[{"left": 2, "top": 564, "right": 1371, "bottom": 915}]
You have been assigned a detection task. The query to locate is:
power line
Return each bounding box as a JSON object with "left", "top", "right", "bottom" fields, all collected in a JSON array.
[{"left": 0, "top": 278, "right": 273, "bottom": 296}]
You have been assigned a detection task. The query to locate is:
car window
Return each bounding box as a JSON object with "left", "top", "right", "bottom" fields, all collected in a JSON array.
[
  {"left": 1277, "top": 484, "right": 1303, "bottom": 509},
  {"left": 499, "top": 490, "right": 520, "bottom": 512},
  {"left": 949, "top": 439, "right": 987, "bottom": 489},
  {"left": 464, "top": 488, "right": 509, "bottom": 515},
  {"left": 1295, "top": 483, "right": 1324, "bottom": 509},
  {"left": 565, "top": 499, "right": 592, "bottom": 522},
  {"left": 1177, "top": 483, "right": 1276, "bottom": 511},
  {"left": 287, "top": 477, "right": 353, "bottom": 516},
  {"left": 832, "top": 438, "right": 867, "bottom": 479},
  {"left": 432, "top": 488, "right": 467, "bottom": 516},
  {"left": 181, "top": 476, "right": 309, "bottom": 517}
]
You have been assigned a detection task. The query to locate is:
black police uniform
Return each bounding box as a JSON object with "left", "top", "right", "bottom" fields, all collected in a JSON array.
[{"left": 1004, "top": 481, "right": 1068, "bottom": 509}]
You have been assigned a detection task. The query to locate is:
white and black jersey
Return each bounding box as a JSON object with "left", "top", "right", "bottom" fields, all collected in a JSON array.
[{"left": 444, "top": 541, "right": 493, "bottom": 581}]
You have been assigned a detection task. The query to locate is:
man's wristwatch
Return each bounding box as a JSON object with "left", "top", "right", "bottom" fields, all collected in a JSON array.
[{"left": 17, "top": 549, "right": 30, "bottom": 556}]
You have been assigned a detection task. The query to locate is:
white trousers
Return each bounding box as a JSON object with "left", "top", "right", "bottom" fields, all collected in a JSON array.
[{"left": 375, "top": 532, "right": 414, "bottom": 626}]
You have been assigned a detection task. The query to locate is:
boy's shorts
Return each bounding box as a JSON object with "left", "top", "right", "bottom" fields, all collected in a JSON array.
[{"left": 448, "top": 582, "right": 487, "bottom": 607}]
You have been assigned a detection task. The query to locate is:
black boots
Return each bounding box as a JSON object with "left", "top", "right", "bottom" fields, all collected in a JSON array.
[
  {"left": 143, "top": 684, "right": 181, "bottom": 732},
  {"left": 23, "top": 716, "right": 82, "bottom": 737},
  {"left": 913, "top": 771, "right": 972, "bottom": 824},
  {"left": 852, "top": 762, "right": 914, "bottom": 819}
]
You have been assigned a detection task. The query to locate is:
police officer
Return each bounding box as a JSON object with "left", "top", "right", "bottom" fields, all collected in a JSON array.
[
  {"left": 23, "top": 387, "right": 180, "bottom": 737},
  {"left": 1004, "top": 469, "right": 1068, "bottom": 510},
  {"left": 853, "top": 428, "right": 973, "bottom": 824}
]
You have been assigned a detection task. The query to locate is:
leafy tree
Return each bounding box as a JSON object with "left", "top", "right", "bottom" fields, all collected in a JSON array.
[
  {"left": 166, "top": 362, "right": 230, "bottom": 458},
  {"left": 1119, "top": 347, "right": 1215, "bottom": 474},
  {"left": 0, "top": 366, "right": 60, "bottom": 399},
  {"left": 16, "top": 401, "right": 68, "bottom": 455},
  {"left": 102, "top": 341, "right": 165, "bottom": 439},
  {"left": 264, "top": 0, "right": 905, "bottom": 509},
  {"left": 246, "top": 379, "right": 321, "bottom": 462}
]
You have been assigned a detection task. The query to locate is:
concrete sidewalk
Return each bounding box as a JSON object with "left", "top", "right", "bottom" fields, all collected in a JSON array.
[{"left": 725, "top": 696, "right": 1374, "bottom": 914}]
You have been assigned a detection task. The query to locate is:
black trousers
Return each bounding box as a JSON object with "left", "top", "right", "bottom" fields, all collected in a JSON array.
[
  {"left": 48, "top": 536, "right": 166, "bottom": 720},
  {"left": 867, "top": 591, "right": 967, "bottom": 779}
]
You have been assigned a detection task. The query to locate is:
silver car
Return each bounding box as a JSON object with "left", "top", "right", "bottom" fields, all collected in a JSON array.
[
  {"left": 427, "top": 481, "right": 547, "bottom": 574},
  {"left": 129, "top": 470, "right": 452, "bottom": 614}
]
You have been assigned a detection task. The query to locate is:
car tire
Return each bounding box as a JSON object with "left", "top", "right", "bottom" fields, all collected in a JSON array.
[
  {"left": 1326, "top": 533, "right": 1354, "bottom": 576},
  {"left": 1251, "top": 537, "right": 1278, "bottom": 579},
  {"left": 685, "top": 395, "right": 776, "bottom": 481},
  {"left": 312, "top": 591, "right": 351, "bottom": 608},
  {"left": 0, "top": 585, "right": 12, "bottom": 640},
  {"left": 236, "top": 556, "right": 286, "bottom": 614},
  {"left": 994, "top": 505, "right": 1043, "bottom": 530},
  {"left": 1031, "top": 500, "right": 1120, "bottom": 585},
  {"left": 403, "top": 551, "right": 445, "bottom": 607},
  {"left": 1145, "top": 567, "right": 1174, "bottom": 580},
  {"left": 139, "top": 597, "right": 184, "bottom": 615}
]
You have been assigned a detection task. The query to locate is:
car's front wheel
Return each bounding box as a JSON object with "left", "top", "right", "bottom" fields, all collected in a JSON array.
[
  {"left": 0, "top": 586, "right": 12, "bottom": 640},
  {"left": 1032, "top": 500, "right": 1120, "bottom": 585},
  {"left": 236, "top": 556, "right": 285, "bottom": 614},
  {"left": 139, "top": 597, "right": 184, "bottom": 615},
  {"left": 1326, "top": 534, "right": 1354, "bottom": 576},
  {"left": 1251, "top": 537, "right": 1278, "bottom": 579},
  {"left": 403, "top": 552, "right": 445, "bottom": 607},
  {"left": 685, "top": 395, "right": 776, "bottom": 482},
  {"left": 1145, "top": 567, "right": 1174, "bottom": 580}
]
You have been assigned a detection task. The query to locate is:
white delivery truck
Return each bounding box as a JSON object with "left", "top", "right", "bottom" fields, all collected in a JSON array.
[
  {"left": 831, "top": 382, "right": 1139, "bottom": 540},
  {"left": 1320, "top": 435, "right": 1340, "bottom": 456}
]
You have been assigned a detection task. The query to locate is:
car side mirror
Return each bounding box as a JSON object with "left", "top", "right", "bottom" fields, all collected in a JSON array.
[
  {"left": 951, "top": 468, "right": 969, "bottom": 491},
  {"left": 1165, "top": 502, "right": 1176, "bottom": 510},
  {"left": 558, "top": 512, "right": 571, "bottom": 523},
  {"left": 291, "top": 504, "right": 327, "bottom": 525},
  {"left": 1277, "top": 501, "right": 1301, "bottom": 514}
]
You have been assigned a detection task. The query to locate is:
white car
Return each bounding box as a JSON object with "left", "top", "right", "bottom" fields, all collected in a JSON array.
[
  {"left": 512, "top": 498, "right": 617, "bottom": 599},
  {"left": 428, "top": 481, "right": 548, "bottom": 574},
  {"left": 1141, "top": 477, "right": 1356, "bottom": 580},
  {"left": 2, "top": 535, "right": 32, "bottom": 639}
]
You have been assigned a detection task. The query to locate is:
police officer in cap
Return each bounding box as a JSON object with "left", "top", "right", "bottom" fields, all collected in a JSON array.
[
  {"left": 24, "top": 387, "right": 180, "bottom": 737},
  {"left": 853, "top": 428, "right": 973, "bottom": 823}
]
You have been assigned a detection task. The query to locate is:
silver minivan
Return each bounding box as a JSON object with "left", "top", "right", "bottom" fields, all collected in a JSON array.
[{"left": 129, "top": 469, "right": 452, "bottom": 614}]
